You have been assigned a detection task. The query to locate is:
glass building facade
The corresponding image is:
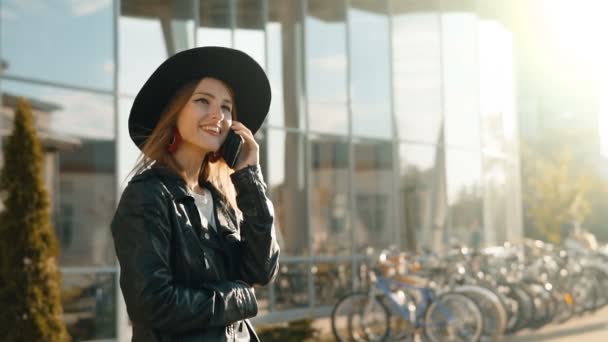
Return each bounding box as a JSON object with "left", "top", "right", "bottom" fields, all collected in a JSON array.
[{"left": 0, "top": 0, "right": 522, "bottom": 340}]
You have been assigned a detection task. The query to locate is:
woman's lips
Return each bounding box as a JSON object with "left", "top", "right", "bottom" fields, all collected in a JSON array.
[{"left": 201, "top": 125, "right": 221, "bottom": 136}]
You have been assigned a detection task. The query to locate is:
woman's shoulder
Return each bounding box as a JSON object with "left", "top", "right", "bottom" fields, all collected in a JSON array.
[{"left": 120, "top": 168, "right": 171, "bottom": 206}]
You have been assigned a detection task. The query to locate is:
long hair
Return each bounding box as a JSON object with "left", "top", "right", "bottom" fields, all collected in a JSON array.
[{"left": 130, "top": 80, "right": 238, "bottom": 210}]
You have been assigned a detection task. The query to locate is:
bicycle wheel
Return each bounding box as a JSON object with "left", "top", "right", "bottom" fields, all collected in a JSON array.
[
  {"left": 422, "top": 292, "right": 483, "bottom": 342},
  {"left": 453, "top": 285, "right": 507, "bottom": 339},
  {"left": 331, "top": 292, "right": 390, "bottom": 342},
  {"left": 506, "top": 283, "right": 535, "bottom": 333}
]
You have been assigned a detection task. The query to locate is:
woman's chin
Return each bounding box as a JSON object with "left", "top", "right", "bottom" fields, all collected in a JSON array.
[{"left": 197, "top": 143, "right": 221, "bottom": 153}]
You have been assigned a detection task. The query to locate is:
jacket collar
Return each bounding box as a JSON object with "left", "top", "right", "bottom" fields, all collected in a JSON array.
[
  {"left": 135, "top": 164, "right": 239, "bottom": 232},
  {"left": 145, "top": 165, "right": 230, "bottom": 207},
  {"left": 143, "top": 164, "right": 192, "bottom": 201}
]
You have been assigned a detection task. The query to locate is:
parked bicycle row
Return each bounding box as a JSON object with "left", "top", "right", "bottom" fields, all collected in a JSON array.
[{"left": 331, "top": 239, "right": 608, "bottom": 341}]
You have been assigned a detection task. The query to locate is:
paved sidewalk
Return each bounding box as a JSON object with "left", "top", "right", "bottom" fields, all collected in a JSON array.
[{"left": 506, "top": 306, "right": 608, "bottom": 341}]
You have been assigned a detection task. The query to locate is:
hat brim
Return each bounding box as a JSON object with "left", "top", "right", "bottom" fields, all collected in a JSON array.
[{"left": 129, "top": 46, "right": 271, "bottom": 150}]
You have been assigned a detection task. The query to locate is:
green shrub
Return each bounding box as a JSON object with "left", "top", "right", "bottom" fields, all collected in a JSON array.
[{"left": 0, "top": 98, "right": 70, "bottom": 341}]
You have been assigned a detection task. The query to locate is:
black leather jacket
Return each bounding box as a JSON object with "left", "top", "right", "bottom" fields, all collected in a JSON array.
[{"left": 111, "top": 164, "right": 280, "bottom": 342}]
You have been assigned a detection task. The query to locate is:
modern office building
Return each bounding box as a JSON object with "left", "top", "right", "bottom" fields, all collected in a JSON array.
[{"left": 0, "top": 0, "right": 524, "bottom": 340}]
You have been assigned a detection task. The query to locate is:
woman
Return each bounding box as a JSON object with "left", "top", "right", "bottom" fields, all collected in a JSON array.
[{"left": 111, "top": 46, "right": 280, "bottom": 342}]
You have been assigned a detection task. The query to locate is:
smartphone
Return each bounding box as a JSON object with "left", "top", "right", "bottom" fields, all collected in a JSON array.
[{"left": 221, "top": 129, "right": 243, "bottom": 169}]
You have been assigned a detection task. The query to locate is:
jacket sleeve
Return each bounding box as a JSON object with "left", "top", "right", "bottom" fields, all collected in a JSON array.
[
  {"left": 230, "top": 164, "right": 280, "bottom": 286},
  {"left": 111, "top": 180, "right": 258, "bottom": 334}
]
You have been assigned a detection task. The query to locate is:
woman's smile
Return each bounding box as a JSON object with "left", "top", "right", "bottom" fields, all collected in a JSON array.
[{"left": 200, "top": 124, "right": 221, "bottom": 136}]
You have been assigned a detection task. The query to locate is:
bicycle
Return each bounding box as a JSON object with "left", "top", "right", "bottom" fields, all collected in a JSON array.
[{"left": 331, "top": 249, "right": 484, "bottom": 341}]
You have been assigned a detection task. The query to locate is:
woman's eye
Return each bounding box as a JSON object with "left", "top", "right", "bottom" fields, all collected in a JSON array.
[
  {"left": 221, "top": 106, "right": 232, "bottom": 113},
  {"left": 196, "top": 98, "right": 209, "bottom": 104}
]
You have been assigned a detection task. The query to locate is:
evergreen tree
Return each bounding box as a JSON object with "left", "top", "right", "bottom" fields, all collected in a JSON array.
[{"left": 0, "top": 98, "right": 70, "bottom": 341}]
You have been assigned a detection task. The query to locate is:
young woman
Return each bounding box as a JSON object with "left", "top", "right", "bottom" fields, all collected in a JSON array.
[{"left": 111, "top": 46, "right": 280, "bottom": 342}]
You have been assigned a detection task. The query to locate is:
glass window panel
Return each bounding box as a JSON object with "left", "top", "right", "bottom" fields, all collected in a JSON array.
[
  {"left": 354, "top": 140, "right": 394, "bottom": 251},
  {"left": 310, "top": 134, "right": 350, "bottom": 255},
  {"left": 266, "top": 0, "right": 306, "bottom": 129},
  {"left": 505, "top": 162, "right": 523, "bottom": 241},
  {"left": 235, "top": 0, "right": 265, "bottom": 67},
  {"left": 1, "top": 0, "right": 113, "bottom": 90},
  {"left": 312, "top": 261, "right": 352, "bottom": 306},
  {"left": 198, "top": 0, "right": 232, "bottom": 47},
  {"left": 2, "top": 80, "right": 116, "bottom": 267},
  {"left": 62, "top": 272, "right": 117, "bottom": 340},
  {"left": 120, "top": 0, "right": 196, "bottom": 96},
  {"left": 274, "top": 262, "right": 310, "bottom": 310},
  {"left": 482, "top": 157, "right": 507, "bottom": 246},
  {"left": 479, "top": 19, "right": 516, "bottom": 154},
  {"left": 349, "top": 2, "right": 392, "bottom": 139},
  {"left": 442, "top": 10, "right": 480, "bottom": 148},
  {"left": 399, "top": 143, "right": 446, "bottom": 251},
  {"left": 391, "top": 0, "right": 442, "bottom": 143},
  {"left": 266, "top": 129, "right": 308, "bottom": 256},
  {"left": 117, "top": 96, "right": 142, "bottom": 191},
  {"left": 306, "top": 1, "right": 348, "bottom": 135},
  {"left": 445, "top": 148, "right": 482, "bottom": 248}
]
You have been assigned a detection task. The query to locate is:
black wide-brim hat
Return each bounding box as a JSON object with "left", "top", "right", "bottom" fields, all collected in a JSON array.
[{"left": 129, "top": 46, "right": 271, "bottom": 150}]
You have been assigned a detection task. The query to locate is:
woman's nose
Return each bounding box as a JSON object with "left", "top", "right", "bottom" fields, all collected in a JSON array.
[{"left": 209, "top": 104, "right": 225, "bottom": 121}]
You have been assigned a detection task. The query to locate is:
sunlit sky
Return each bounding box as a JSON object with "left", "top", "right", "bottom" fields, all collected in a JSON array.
[{"left": 520, "top": 0, "right": 608, "bottom": 156}]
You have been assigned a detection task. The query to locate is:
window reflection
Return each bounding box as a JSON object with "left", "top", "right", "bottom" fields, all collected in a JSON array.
[
  {"left": 117, "top": 96, "right": 142, "bottom": 190},
  {"left": 235, "top": 0, "right": 265, "bottom": 67},
  {"left": 445, "top": 148, "right": 483, "bottom": 248},
  {"left": 354, "top": 140, "right": 394, "bottom": 251},
  {"left": 313, "top": 261, "right": 352, "bottom": 306},
  {"left": 310, "top": 134, "right": 350, "bottom": 255},
  {"left": 198, "top": 0, "right": 231, "bottom": 47},
  {"left": 62, "top": 272, "right": 116, "bottom": 340},
  {"left": 349, "top": 1, "right": 392, "bottom": 139},
  {"left": 504, "top": 162, "right": 523, "bottom": 241},
  {"left": 442, "top": 10, "right": 481, "bottom": 148},
  {"left": 266, "top": 0, "right": 306, "bottom": 128},
  {"left": 1, "top": 0, "right": 113, "bottom": 90},
  {"left": 306, "top": 0, "right": 348, "bottom": 135},
  {"left": 274, "top": 262, "right": 310, "bottom": 310},
  {"left": 483, "top": 157, "right": 507, "bottom": 246},
  {"left": 391, "top": 0, "right": 442, "bottom": 143},
  {"left": 479, "top": 18, "right": 516, "bottom": 155},
  {"left": 1, "top": 80, "right": 116, "bottom": 266},
  {"left": 266, "top": 129, "right": 309, "bottom": 256},
  {"left": 399, "top": 143, "right": 446, "bottom": 251},
  {"left": 120, "top": 0, "right": 196, "bottom": 96}
]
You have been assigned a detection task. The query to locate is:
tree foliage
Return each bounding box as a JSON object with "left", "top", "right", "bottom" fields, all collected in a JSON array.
[
  {"left": 522, "top": 145, "right": 592, "bottom": 244},
  {"left": 0, "top": 98, "right": 70, "bottom": 341}
]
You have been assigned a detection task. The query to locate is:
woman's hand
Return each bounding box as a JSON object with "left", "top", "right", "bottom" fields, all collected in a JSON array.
[{"left": 230, "top": 121, "right": 259, "bottom": 171}]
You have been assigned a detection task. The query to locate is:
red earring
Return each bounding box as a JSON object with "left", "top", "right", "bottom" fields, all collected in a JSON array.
[
  {"left": 167, "top": 128, "right": 182, "bottom": 153},
  {"left": 207, "top": 151, "right": 222, "bottom": 163}
]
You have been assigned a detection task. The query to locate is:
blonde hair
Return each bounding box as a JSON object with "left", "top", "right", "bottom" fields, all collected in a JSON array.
[{"left": 130, "top": 79, "right": 238, "bottom": 210}]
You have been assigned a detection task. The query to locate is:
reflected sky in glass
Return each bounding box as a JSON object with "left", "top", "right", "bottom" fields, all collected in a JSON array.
[
  {"left": 119, "top": 16, "right": 168, "bottom": 96},
  {"left": 1, "top": 0, "right": 113, "bottom": 90},
  {"left": 392, "top": 12, "right": 442, "bottom": 143},
  {"left": 349, "top": 7, "right": 392, "bottom": 139},
  {"left": 2, "top": 80, "right": 114, "bottom": 141},
  {"left": 306, "top": 8, "right": 348, "bottom": 135},
  {"left": 442, "top": 12, "right": 480, "bottom": 149}
]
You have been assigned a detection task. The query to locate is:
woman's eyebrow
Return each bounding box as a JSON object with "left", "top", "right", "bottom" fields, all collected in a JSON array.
[{"left": 193, "top": 91, "right": 232, "bottom": 104}]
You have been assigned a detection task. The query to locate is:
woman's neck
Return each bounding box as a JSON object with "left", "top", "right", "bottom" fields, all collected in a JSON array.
[{"left": 173, "top": 143, "right": 209, "bottom": 192}]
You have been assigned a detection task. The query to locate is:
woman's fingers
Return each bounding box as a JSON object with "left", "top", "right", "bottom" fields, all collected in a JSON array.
[
  {"left": 230, "top": 121, "right": 259, "bottom": 169},
  {"left": 231, "top": 121, "right": 257, "bottom": 147}
]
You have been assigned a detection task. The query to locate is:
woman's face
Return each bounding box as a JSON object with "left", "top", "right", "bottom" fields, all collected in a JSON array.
[{"left": 176, "top": 77, "right": 234, "bottom": 154}]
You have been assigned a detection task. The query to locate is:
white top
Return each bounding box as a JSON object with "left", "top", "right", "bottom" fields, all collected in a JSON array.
[{"left": 191, "top": 188, "right": 216, "bottom": 231}]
